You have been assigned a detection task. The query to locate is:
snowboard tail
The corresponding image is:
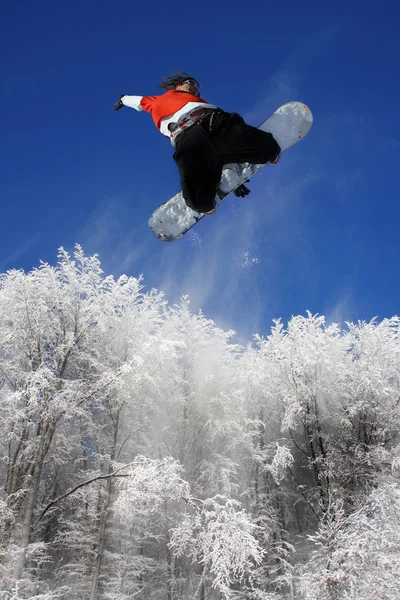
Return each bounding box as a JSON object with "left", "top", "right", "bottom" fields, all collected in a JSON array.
[{"left": 149, "top": 101, "right": 313, "bottom": 242}]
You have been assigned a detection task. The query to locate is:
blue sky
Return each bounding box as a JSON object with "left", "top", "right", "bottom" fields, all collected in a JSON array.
[{"left": 1, "top": 0, "right": 399, "bottom": 341}]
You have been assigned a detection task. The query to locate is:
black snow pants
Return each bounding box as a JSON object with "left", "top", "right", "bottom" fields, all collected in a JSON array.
[{"left": 173, "top": 109, "right": 281, "bottom": 213}]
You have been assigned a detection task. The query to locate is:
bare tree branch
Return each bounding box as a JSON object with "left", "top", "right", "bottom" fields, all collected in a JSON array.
[{"left": 34, "top": 462, "right": 135, "bottom": 528}]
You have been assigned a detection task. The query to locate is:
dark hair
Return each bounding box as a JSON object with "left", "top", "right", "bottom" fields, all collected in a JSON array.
[{"left": 158, "top": 69, "right": 199, "bottom": 91}]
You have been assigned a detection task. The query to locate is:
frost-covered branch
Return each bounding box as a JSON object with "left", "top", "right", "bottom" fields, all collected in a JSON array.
[{"left": 34, "top": 462, "right": 134, "bottom": 527}]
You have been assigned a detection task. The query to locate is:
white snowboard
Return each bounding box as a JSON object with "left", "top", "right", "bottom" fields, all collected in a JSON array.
[{"left": 149, "top": 101, "right": 313, "bottom": 242}]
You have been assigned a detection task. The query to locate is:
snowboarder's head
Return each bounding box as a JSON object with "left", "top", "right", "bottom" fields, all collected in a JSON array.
[
  {"left": 176, "top": 79, "right": 200, "bottom": 97},
  {"left": 158, "top": 70, "right": 200, "bottom": 97}
]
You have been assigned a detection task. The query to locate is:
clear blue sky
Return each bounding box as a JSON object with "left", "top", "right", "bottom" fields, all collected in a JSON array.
[{"left": 1, "top": 0, "right": 399, "bottom": 340}]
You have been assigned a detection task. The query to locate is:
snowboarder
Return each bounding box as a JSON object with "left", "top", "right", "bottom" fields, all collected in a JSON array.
[{"left": 113, "top": 70, "right": 281, "bottom": 215}]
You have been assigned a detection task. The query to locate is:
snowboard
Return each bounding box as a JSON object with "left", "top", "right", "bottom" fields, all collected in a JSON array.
[{"left": 148, "top": 101, "right": 313, "bottom": 242}]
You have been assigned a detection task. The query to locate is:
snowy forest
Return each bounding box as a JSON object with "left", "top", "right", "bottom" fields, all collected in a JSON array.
[{"left": 0, "top": 246, "right": 399, "bottom": 600}]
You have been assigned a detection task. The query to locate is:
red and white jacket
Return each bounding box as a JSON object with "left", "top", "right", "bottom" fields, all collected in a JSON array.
[{"left": 121, "top": 90, "right": 217, "bottom": 142}]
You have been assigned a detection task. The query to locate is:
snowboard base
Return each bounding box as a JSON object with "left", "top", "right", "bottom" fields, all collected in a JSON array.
[{"left": 149, "top": 101, "right": 313, "bottom": 242}]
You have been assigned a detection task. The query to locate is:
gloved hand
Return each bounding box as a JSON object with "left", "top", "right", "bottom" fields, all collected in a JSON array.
[
  {"left": 113, "top": 95, "right": 125, "bottom": 111},
  {"left": 234, "top": 181, "right": 250, "bottom": 197}
]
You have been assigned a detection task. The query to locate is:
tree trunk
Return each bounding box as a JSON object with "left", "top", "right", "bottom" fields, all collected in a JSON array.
[
  {"left": 88, "top": 413, "right": 120, "bottom": 600},
  {"left": 88, "top": 484, "right": 112, "bottom": 600},
  {"left": 13, "top": 423, "right": 55, "bottom": 581}
]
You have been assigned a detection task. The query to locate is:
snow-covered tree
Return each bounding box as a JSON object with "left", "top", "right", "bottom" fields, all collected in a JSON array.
[
  {"left": 170, "top": 494, "right": 264, "bottom": 599},
  {"left": 297, "top": 479, "right": 400, "bottom": 600},
  {"left": 1, "top": 248, "right": 399, "bottom": 600},
  {"left": 0, "top": 246, "right": 167, "bottom": 595}
]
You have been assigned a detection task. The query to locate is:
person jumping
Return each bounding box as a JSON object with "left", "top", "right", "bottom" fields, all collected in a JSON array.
[{"left": 113, "top": 70, "right": 280, "bottom": 215}]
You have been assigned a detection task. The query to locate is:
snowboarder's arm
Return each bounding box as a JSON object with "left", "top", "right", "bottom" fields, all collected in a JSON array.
[
  {"left": 121, "top": 95, "right": 144, "bottom": 111},
  {"left": 113, "top": 95, "right": 144, "bottom": 111}
]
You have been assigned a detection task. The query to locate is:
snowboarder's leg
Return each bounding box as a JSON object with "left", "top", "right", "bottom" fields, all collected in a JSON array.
[
  {"left": 208, "top": 110, "right": 281, "bottom": 165},
  {"left": 173, "top": 124, "right": 222, "bottom": 214}
]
